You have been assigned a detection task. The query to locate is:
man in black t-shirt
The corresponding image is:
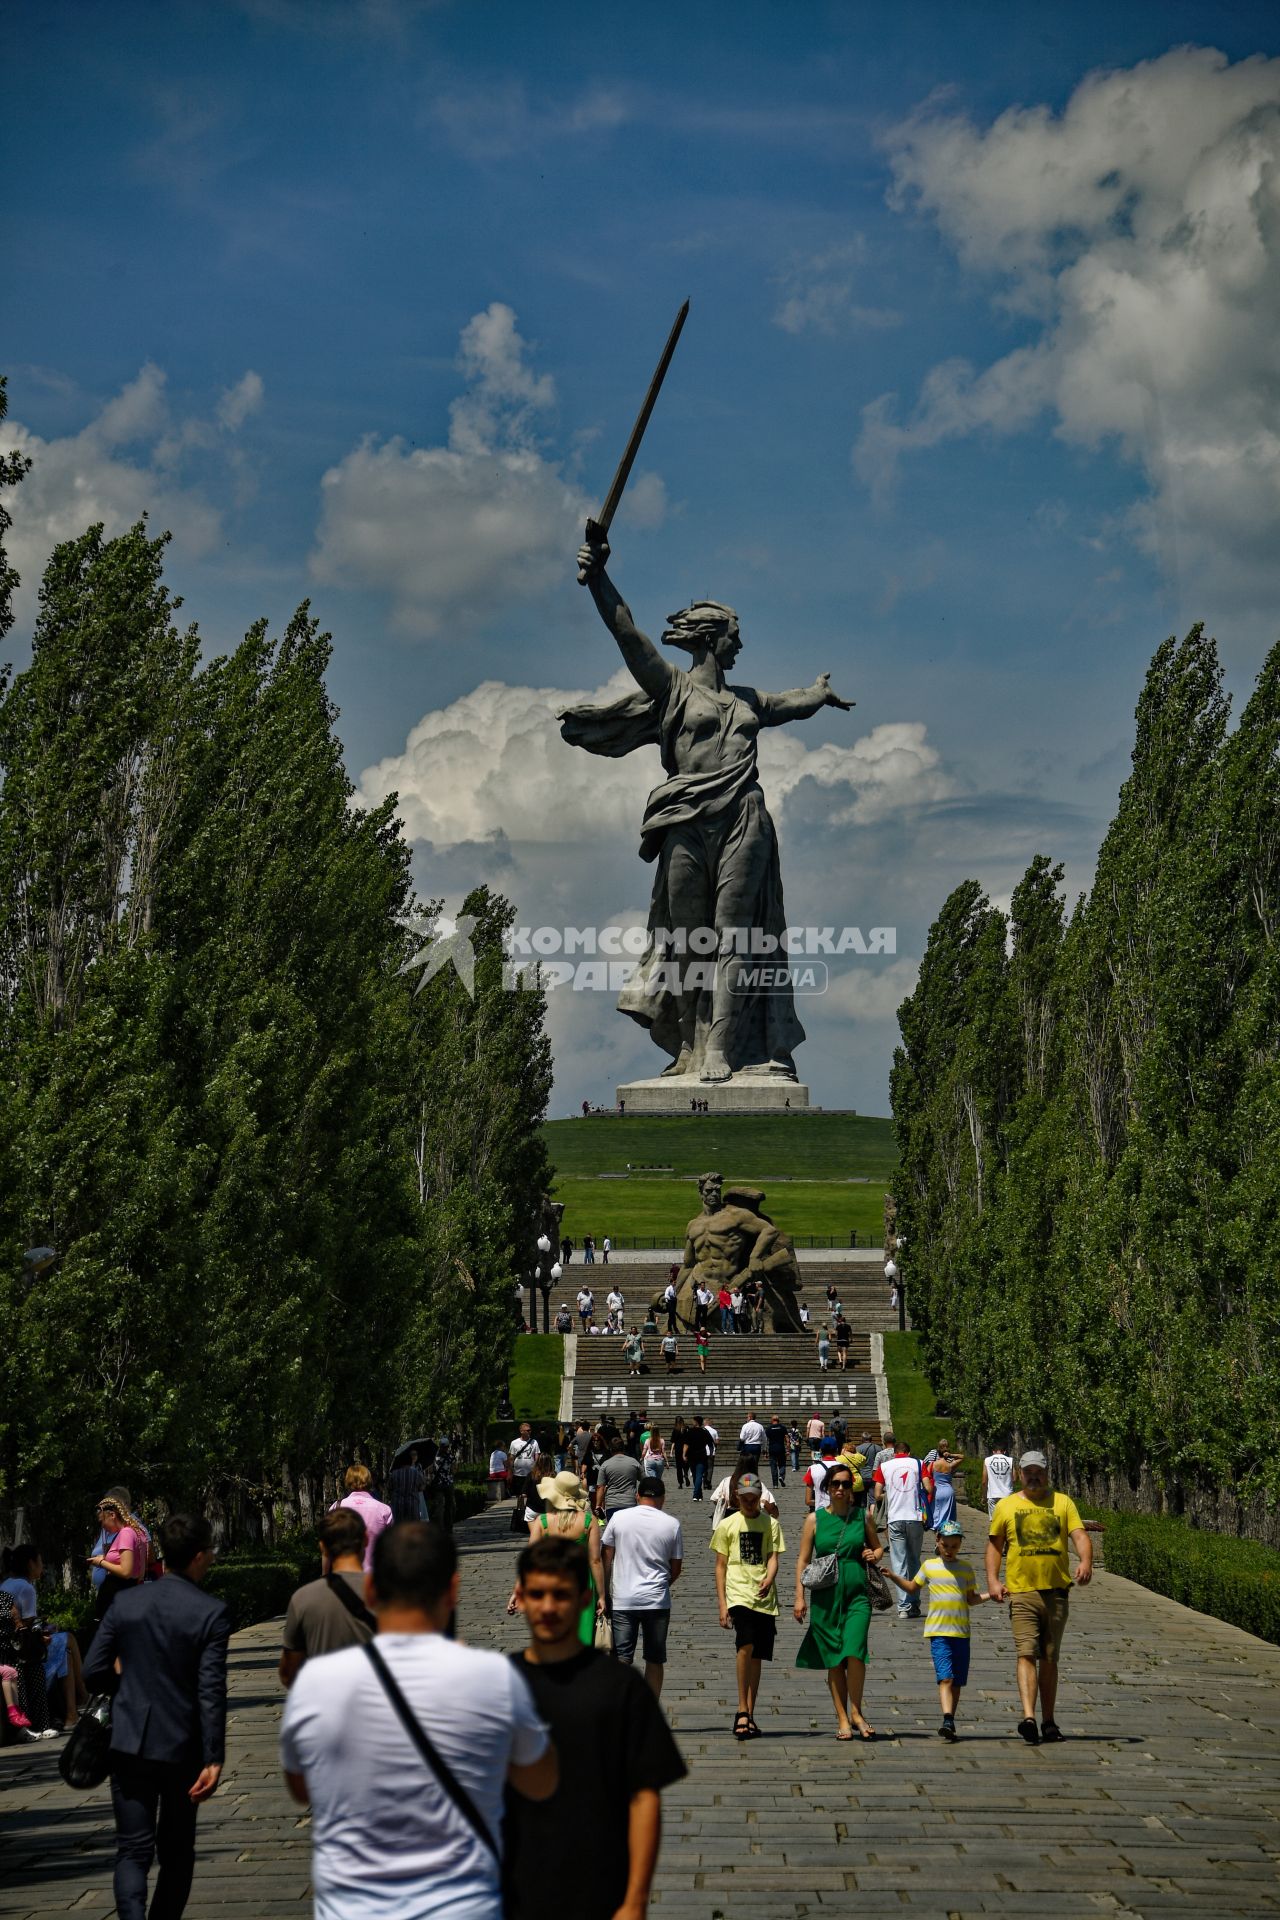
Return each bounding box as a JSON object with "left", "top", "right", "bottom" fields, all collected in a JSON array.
[
  {"left": 683, "top": 1415, "right": 712, "bottom": 1502},
  {"left": 506, "top": 1537, "right": 685, "bottom": 1920}
]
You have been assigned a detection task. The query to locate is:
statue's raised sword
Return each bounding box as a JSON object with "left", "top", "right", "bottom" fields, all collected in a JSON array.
[{"left": 577, "top": 298, "right": 689, "bottom": 583}]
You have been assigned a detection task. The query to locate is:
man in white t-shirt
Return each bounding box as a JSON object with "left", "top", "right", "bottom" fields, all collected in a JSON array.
[
  {"left": 979, "top": 1447, "right": 1015, "bottom": 1515},
  {"left": 575, "top": 1286, "right": 593, "bottom": 1330},
  {"left": 602, "top": 1480, "right": 684, "bottom": 1701},
  {"left": 694, "top": 1284, "right": 714, "bottom": 1332},
  {"left": 804, "top": 1437, "right": 839, "bottom": 1513},
  {"left": 508, "top": 1424, "right": 540, "bottom": 1532},
  {"left": 606, "top": 1288, "right": 625, "bottom": 1332},
  {"left": 872, "top": 1442, "right": 933, "bottom": 1619},
  {"left": 738, "top": 1413, "right": 767, "bottom": 1467},
  {"left": 281, "top": 1524, "right": 556, "bottom": 1919}
]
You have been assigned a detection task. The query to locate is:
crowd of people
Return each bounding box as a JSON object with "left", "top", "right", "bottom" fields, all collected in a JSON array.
[{"left": 2, "top": 1405, "right": 1092, "bottom": 1919}]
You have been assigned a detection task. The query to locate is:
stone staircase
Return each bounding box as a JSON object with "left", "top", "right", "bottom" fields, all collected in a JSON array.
[
  {"left": 564, "top": 1327, "right": 885, "bottom": 1436},
  {"left": 564, "top": 1261, "right": 903, "bottom": 1331}
]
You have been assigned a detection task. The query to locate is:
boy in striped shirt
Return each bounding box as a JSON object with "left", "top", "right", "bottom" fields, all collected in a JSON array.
[{"left": 883, "top": 1518, "right": 989, "bottom": 1741}]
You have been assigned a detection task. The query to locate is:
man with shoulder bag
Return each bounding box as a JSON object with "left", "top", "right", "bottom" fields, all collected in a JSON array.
[
  {"left": 278, "top": 1510, "right": 376, "bottom": 1690},
  {"left": 281, "top": 1522, "right": 558, "bottom": 1919}
]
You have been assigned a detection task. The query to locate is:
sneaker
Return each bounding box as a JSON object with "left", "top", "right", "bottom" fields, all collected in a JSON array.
[
  {"left": 1040, "top": 1720, "right": 1064, "bottom": 1743},
  {"left": 938, "top": 1718, "right": 957, "bottom": 1742},
  {"left": 1017, "top": 1716, "right": 1041, "bottom": 1745}
]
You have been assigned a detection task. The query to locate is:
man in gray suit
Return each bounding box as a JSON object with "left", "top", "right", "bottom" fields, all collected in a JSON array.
[{"left": 84, "top": 1512, "right": 230, "bottom": 1920}]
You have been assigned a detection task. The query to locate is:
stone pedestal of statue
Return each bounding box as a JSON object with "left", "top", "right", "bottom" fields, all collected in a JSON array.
[{"left": 616, "top": 1071, "right": 811, "bottom": 1115}]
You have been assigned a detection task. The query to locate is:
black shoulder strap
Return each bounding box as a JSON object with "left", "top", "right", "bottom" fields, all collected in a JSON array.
[
  {"left": 363, "top": 1642, "right": 498, "bottom": 1858},
  {"left": 326, "top": 1574, "right": 377, "bottom": 1635}
]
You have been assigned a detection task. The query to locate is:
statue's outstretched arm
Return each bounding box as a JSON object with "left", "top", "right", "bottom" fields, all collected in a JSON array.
[
  {"left": 577, "top": 530, "right": 673, "bottom": 703},
  {"left": 758, "top": 673, "right": 855, "bottom": 724}
]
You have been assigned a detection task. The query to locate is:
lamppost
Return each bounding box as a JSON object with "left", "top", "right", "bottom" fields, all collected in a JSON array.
[{"left": 535, "top": 1232, "right": 552, "bottom": 1333}]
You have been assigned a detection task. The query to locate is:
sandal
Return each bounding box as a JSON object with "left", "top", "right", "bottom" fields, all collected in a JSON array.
[
  {"left": 732, "top": 1711, "right": 751, "bottom": 1741},
  {"left": 835, "top": 1725, "right": 855, "bottom": 1741},
  {"left": 746, "top": 1715, "right": 761, "bottom": 1739},
  {"left": 1040, "top": 1720, "right": 1064, "bottom": 1743}
]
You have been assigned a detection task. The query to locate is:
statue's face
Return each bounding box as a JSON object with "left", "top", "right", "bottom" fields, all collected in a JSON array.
[
  {"left": 712, "top": 616, "right": 742, "bottom": 670},
  {"left": 700, "top": 1178, "right": 723, "bottom": 1213}
]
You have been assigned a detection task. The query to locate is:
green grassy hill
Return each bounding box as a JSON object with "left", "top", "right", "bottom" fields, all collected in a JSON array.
[{"left": 543, "top": 1112, "right": 897, "bottom": 1244}]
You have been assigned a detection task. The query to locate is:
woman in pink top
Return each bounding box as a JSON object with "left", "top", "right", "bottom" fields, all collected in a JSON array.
[
  {"left": 89, "top": 1493, "right": 146, "bottom": 1624},
  {"left": 333, "top": 1466, "right": 394, "bottom": 1573}
]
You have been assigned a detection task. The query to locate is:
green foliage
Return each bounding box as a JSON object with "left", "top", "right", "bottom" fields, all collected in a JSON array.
[
  {"left": 0, "top": 520, "right": 553, "bottom": 1562},
  {"left": 881, "top": 1332, "right": 958, "bottom": 1459},
  {"left": 508, "top": 1335, "right": 564, "bottom": 1424},
  {"left": 1101, "top": 1514, "right": 1280, "bottom": 1647},
  {"left": 892, "top": 626, "right": 1280, "bottom": 1532},
  {"left": 208, "top": 1554, "right": 313, "bottom": 1633}
]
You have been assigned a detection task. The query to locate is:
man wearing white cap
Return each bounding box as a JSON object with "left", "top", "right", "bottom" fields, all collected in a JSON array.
[{"left": 986, "top": 1451, "right": 1092, "bottom": 1745}]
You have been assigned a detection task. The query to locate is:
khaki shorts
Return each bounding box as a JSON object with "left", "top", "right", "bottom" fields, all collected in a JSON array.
[{"left": 1009, "top": 1587, "right": 1069, "bottom": 1662}]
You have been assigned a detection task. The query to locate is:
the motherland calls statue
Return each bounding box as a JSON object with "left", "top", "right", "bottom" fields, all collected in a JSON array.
[
  {"left": 652, "top": 1171, "right": 804, "bottom": 1333},
  {"left": 564, "top": 528, "right": 854, "bottom": 1084}
]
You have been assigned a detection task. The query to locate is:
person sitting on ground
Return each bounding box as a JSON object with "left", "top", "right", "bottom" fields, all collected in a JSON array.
[
  {"left": 2, "top": 1545, "right": 77, "bottom": 1736},
  {"left": 333, "top": 1465, "right": 394, "bottom": 1574},
  {"left": 279, "top": 1510, "right": 376, "bottom": 1690}
]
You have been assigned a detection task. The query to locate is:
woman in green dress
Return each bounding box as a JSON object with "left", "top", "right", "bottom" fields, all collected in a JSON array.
[
  {"left": 793, "top": 1464, "right": 886, "bottom": 1739},
  {"left": 506, "top": 1471, "right": 605, "bottom": 1646}
]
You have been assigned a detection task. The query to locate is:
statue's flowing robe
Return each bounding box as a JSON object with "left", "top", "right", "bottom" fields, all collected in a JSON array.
[{"left": 560, "top": 671, "right": 805, "bottom": 1072}]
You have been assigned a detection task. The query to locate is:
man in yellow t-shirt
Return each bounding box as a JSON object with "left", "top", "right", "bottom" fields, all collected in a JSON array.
[
  {"left": 986, "top": 1451, "right": 1092, "bottom": 1746},
  {"left": 711, "top": 1477, "right": 786, "bottom": 1741}
]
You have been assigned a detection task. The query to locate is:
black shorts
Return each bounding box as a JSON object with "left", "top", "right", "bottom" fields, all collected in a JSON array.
[{"left": 730, "top": 1606, "right": 777, "bottom": 1660}]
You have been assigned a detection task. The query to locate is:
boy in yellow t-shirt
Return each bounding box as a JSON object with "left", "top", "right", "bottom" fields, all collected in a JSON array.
[
  {"left": 711, "top": 1477, "right": 786, "bottom": 1741},
  {"left": 986, "top": 1451, "right": 1093, "bottom": 1745},
  {"left": 882, "top": 1519, "right": 988, "bottom": 1740}
]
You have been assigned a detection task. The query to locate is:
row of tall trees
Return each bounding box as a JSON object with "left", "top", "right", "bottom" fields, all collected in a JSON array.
[
  {"left": 891, "top": 624, "right": 1280, "bottom": 1541},
  {"left": 0, "top": 378, "right": 553, "bottom": 1555}
]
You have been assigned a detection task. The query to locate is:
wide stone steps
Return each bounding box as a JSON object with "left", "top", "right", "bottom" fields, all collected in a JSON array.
[
  {"left": 565, "top": 1262, "right": 905, "bottom": 1331},
  {"left": 566, "top": 1332, "right": 884, "bottom": 1434}
]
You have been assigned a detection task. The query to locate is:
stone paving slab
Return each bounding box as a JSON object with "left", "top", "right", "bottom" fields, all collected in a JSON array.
[{"left": 3, "top": 1495, "right": 1279, "bottom": 1918}]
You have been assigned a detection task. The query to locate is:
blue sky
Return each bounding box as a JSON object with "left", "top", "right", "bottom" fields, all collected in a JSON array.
[{"left": 6, "top": 1, "right": 1280, "bottom": 1114}]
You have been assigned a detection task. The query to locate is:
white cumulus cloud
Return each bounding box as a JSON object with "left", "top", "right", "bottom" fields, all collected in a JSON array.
[
  {"left": 310, "top": 302, "right": 592, "bottom": 638},
  {"left": 857, "top": 46, "right": 1280, "bottom": 611},
  {"left": 358, "top": 673, "right": 952, "bottom": 849},
  {"left": 3, "top": 364, "right": 263, "bottom": 631}
]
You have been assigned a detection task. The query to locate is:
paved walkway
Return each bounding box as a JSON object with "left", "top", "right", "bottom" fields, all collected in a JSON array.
[{"left": 4, "top": 1493, "right": 1279, "bottom": 1918}]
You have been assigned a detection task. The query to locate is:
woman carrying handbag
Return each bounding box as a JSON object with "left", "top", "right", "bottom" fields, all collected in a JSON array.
[{"left": 793, "top": 1465, "right": 886, "bottom": 1740}]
